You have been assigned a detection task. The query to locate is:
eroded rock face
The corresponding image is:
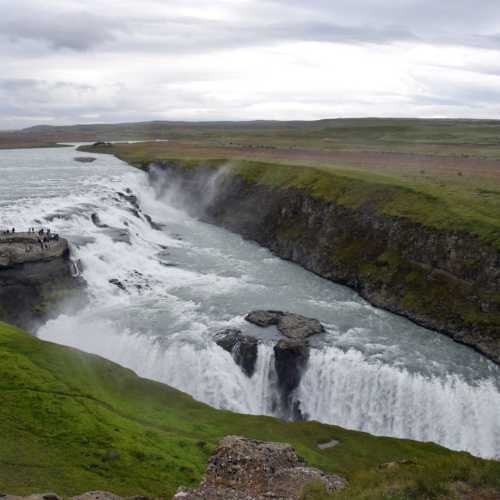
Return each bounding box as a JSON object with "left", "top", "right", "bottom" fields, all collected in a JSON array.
[
  {"left": 243, "top": 311, "right": 325, "bottom": 416},
  {"left": 214, "top": 329, "right": 259, "bottom": 377},
  {"left": 174, "top": 436, "right": 346, "bottom": 500},
  {"left": 274, "top": 339, "right": 309, "bottom": 419},
  {"left": 0, "top": 233, "right": 84, "bottom": 330}
]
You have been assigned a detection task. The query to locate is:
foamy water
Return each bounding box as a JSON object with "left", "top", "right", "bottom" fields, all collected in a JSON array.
[{"left": 1, "top": 145, "right": 499, "bottom": 459}]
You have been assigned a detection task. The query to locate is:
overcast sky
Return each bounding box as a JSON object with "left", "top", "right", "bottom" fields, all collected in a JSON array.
[{"left": 2, "top": 0, "right": 500, "bottom": 129}]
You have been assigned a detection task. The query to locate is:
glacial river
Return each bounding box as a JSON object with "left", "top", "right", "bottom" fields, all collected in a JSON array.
[{"left": 1, "top": 145, "right": 500, "bottom": 459}]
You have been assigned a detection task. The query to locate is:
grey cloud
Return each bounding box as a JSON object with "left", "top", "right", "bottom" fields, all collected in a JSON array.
[
  {"left": 1, "top": 0, "right": 498, "bottom": 56},
  {"left": 1, "top": 8, "right": 122, "bottom": 51}
]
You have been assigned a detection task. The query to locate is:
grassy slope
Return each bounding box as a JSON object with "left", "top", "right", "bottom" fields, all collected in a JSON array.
[
  {"left": 5, "top": 118, "right": 500, "bottom": 157},
  {"left": 1, "top": 322, "right": 500, "bottom": 499}
]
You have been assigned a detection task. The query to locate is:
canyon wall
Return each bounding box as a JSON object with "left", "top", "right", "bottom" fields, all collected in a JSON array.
[{"left": 149, "top": 161, "right": 500, "bottom": 364}]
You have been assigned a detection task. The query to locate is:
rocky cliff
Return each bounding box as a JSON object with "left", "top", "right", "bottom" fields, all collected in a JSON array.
[
  {"left": 0, "top": 233, "right": 84, "bottom": 329},
  {"left": 148, "top": 161, "right": 500, "bottom": 364}
]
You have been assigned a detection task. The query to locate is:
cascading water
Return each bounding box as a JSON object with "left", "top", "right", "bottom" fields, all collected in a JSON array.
[{"left": 2, "top": 145, "right": 500, "bottom": 459}]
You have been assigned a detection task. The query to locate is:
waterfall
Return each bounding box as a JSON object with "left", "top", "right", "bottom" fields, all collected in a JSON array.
[
  {"left": 3, "top": 145, "right": 499, "bottom": 460},
  {"left": 296, "top": 347, "right": 500, "bottom": 459}
]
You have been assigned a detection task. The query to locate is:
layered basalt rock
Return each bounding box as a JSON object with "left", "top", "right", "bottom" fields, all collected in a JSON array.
[
  {"left": 0, "top": 233, "right": 84, "bottom": 329},
  {"left": 215, "top": 311, "right": 325, "bottom": 418},
  {"left": 214, "top": 328, "right": 259, "bottom": 377}
]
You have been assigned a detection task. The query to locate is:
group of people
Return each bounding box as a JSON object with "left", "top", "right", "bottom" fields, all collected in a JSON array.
[
  {"left": 32, "top": 228, "right": 60, "bottom": 251},
  {"left": 0, "top": 227, "right": 60, "bottom": 253}
]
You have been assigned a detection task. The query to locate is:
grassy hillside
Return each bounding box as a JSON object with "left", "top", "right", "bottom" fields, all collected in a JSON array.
[
  {"left": 4, "top": 118, "right": 500, "bottom": 158},
  {"left": 1, "top": 322, "right": 500, "bottom": 499}
]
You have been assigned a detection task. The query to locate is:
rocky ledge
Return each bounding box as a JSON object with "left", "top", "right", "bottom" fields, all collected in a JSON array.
[
  {"left": 174, "top": 435, "right": 346, "bottom": 499},
  {"left": 0, "top": 233, "right": 84, "bottom": 329}
]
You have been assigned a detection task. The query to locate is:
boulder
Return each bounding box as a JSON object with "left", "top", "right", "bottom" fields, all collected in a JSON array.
[
  {"left": 277, "top": 313, "right": 324, "bottom": 340},
  {"left": 109, "top": 279, "right": 127, "bottom": 292},
  {"left": 91, "top": 213, "right": 108, "bottom": 228},
  {"left": 74, "top": 157, "right": 97, "bottom": 163},
  {"left": 214, "top": 329, "right": 258, "bottom": 377},
  {"left": 143, "top": 214, "right": 164, "bottom": 231},
  {"left": 245, "top": 310, "right": 283, "bottom": 327},
  {"left": 245, "top": 310, "right": 324, "bottom": 340},
  {"left": 118, "top": 192, "right": 140, "bottom": 211},
  {"left": 174, "top": 436, "right": 346, "bottom": 499}
]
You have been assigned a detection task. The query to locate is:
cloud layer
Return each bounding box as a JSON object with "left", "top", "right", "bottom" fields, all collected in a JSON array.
[{"left": 2, "top": 0, "right": 500, "bottom": 128}]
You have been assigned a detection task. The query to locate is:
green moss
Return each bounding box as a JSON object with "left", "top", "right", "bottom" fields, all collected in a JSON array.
[{"left": 1, "top": 322, "right": 500, "bottom": 499}]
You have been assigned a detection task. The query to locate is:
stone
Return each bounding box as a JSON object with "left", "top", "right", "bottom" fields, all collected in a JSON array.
[
  {"left": 277, "top": 313, "right": 325, "bottom": 340},
  {"left": 2, "top": 494, "right": 62, "bottom": 500},
  {"left": 118, "top": 192, "right": 140, "bottom": 210},
  {"left": 214, "top": 329, "right": 259, "bottom": 377},
  {"left": 143, "top": 214, "right": 164, "bottom": 231},
  {"left": 74, "top": 157, "right": 97, "bottom": 163},
  {"left": 245, "top": 310, "right": 325, "bottom": 340},
  {"left": 91, "top": 213, "right": 108, "bottom": 228},
  {"left": 109, "top": 279, "right": 127, "bottom": 292},
  {"left": 379, "top": 459, "right": 417, "bottom": 470},
  {"left": 71, "top": 492, "right": 123, "bottom": 500},
  {"left": 174, "top": 436, "right": 346, "bottom": 499},
  {"left": 244, "top": 310, "right": 283, "bottom": 327}
]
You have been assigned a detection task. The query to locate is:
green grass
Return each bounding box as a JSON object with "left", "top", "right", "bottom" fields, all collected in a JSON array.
[
  {"left": 1, "top": 322, "right": 500, "bottom": 499},
  {"left": 6, "top": 118, "right": 500, "bottom": 157}
]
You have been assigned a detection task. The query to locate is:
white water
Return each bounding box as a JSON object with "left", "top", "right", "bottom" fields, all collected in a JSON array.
[{"left": 1, "top": 145, "right": 500, "bottom": 459}]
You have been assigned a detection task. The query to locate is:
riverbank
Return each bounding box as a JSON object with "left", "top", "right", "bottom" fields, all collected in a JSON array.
[
  {"left": 2, "top": 321, "right": 499, "bottom": 499},
  {"left": 80, "top": 141, "right": 500, "bottom": 364}
]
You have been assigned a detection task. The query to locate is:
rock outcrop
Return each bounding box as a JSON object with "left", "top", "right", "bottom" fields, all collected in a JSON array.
[
  {"left": 245, "top": 310, "right": 324, "bottom": 340},
  {"left": 0, "top": 233, "right": 84, "bottom": 329},
  {"left": 74, "top": 157, "right": 97, "bottom": 163},
  {"left": 1, "top": 492, "right": 149, "bottom": 500},
  {"left": 274, "top": 339, "right": 309, "bottom": 419},
  {"left": 148, "top": 162, "right": 500, "bottom": 365},
  {"left": 214, "top": 312, "right": 324, "bottom": 416},
  {"left": 174, "top": 436, "right": 346, "bottom": 499},
  {"left": 214, "top": 328, "right": 259, "bottom": 377}
]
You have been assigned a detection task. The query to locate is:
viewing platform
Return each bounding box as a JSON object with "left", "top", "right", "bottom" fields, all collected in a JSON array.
[{"left": 0, "top": 232, "right": 69, "bottom": 268}]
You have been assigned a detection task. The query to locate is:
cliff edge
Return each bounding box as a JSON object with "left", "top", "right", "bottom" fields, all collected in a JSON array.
[{"left": 0, "top": 232, "right": 83, "bottom": 329}]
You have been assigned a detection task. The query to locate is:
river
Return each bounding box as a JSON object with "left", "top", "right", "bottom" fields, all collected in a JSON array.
[{"left": 1, "top": 144, "right": 499, "bottom": 459}]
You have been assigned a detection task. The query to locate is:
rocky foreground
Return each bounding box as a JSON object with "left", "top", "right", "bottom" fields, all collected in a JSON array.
[
  {"left": 1, "top": 437, "right": 346, "bottom": 500},
  {"left": 174, "top": 436, "right": 346, "bottom": 499}
]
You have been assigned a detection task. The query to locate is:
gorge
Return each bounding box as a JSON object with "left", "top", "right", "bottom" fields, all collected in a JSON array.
[{"left": 1, "top": 145, "right": 499, "bottom": 463}]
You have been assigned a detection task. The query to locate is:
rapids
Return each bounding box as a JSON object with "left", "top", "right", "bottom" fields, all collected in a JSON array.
[{"left": 1, "top": 145, "right": 499, "bottom": 459}]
